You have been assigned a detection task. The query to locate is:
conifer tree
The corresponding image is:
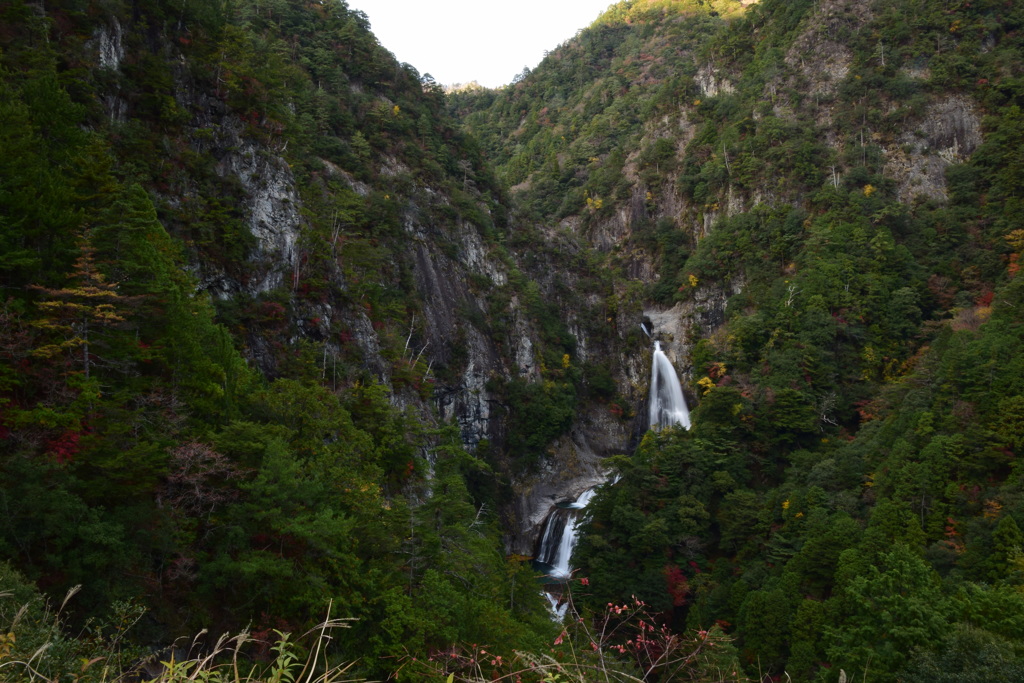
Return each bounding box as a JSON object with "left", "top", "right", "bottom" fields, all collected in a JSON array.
[
  {"left": 986, "top": 515, "right": 1024, "bottom": 583},
  {"left": 29, "top": 232, "right": 138, "bottom": 380}
]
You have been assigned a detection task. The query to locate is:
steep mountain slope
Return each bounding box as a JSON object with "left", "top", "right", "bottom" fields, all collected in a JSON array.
[
  {"left": 451, "top": 0, "right": 1024, "bottom": 679},
  {"left": 0, "top": 0, "right": 571, "bottom": 674}
]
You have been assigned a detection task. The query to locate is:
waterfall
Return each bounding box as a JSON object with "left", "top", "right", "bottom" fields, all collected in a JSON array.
[
  {"left": 649, "top": 341, "right": 691, "bottom": 430},
  {"left": 536, "top": 487, "right": 598, "bottom": 580},
  {"left": 543, "top": 590, "right": 569, "bottom": 620}
]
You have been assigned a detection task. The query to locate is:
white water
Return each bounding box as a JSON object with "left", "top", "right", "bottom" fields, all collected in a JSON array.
[
  {"left": 544, "top": 590, "right": 569, "bottom": 620},
  {"left": 567, "top": 487, "right": 597, "bottom": 509},
  {"left": 649, "top": 341, "right": 691, "bottom": 430},
  {"left": 537, "top": 342, "right": 690, "bottom": 617},
  {"left": 537, "top": 487, "right": 598, "bottom": 580}
]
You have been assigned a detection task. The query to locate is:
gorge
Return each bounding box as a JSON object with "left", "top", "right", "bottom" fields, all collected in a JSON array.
[
  {"left": 2, "top": 0, "right": 1024, "bottom": 680},
  {"left": 535, "top": 340, "right": 690, "bottom": 588}
]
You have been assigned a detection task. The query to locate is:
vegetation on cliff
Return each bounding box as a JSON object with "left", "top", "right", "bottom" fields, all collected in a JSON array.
[
  {"left": 0, "top": 0, "right": 557, "bottom": 678},
  {"left": 459, "top": 0, "right": 1024, "bottom": 678},
  {"left": 2, "top": 0, "right": 1024, "bottom": 680}
]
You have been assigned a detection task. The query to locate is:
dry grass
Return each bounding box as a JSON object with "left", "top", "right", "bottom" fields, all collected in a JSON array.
[{"left": 0, "top": 585, "right": 362, "bottom": 683}]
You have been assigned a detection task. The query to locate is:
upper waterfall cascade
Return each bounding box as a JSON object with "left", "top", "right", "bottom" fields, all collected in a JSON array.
[{"left": 648, "top": 341, "right": 691, "bottom": 430}]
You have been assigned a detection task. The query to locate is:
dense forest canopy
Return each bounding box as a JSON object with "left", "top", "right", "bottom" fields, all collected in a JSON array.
[{"left": 1, "top": 0, "right": 1024, "bottom": 680}]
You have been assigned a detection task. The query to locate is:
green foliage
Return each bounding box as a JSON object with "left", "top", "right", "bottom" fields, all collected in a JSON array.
[
  {"left": 3, "top": 0, "right": 1024, "bottom": 679},
  {"left": 452, "top": 0, "right": 736, "bottom": 220},
  {"left": 0, "top": 0, "right": 554, "bottom": 675},
  {"left": 487, "top": 0, "right": 1024, "bottom": 677},
  {"left": 827, "top": 545, "right": 952, "bottom": 679},
  {"left": 500, "top": 378, "right": 578, "bottom": 469},
  {"left": 899, "top": 624, "right": 1024, "bottom": 683},
  {"left": 0, "top": 562, "right": 146, "bottom": 682}
]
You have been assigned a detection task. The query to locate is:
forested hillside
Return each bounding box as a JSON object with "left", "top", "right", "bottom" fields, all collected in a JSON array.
[
  {"left": 2, "top": 0, "right": 1024, "bottom": 680},
  {"left": 0, "top": 0, "right": 560, "bottom": 678},
  {"left": 454, "top": 0, "right": 1024, "bottom": 679}
]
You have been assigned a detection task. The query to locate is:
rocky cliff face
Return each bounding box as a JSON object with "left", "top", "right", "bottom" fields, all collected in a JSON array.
[
  {"left": 419, "top": 240, "right": 528, "bottom": 441},
  {"left": 884, "top": 94, "right": 982, "bottom": 202},
  {"left": 8, "top": 2, "right": 1021, "bottom": 666},
  {"left": 509, "top": 402, "right": 627, "bottom": 555}
]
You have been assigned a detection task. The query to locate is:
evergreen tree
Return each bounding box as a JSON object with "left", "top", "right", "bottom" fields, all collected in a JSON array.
[{"left": 30, "top": 233, "right": 137, "bottom": 381}]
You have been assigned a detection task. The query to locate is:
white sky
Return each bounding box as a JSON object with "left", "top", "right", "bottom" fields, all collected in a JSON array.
[{"left": 348, "top": 0, "right": 616, "bottom": 88}]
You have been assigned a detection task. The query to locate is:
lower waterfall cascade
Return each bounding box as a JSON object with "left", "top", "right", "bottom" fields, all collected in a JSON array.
[{"left": 535, "top": 487, "right": 598, "bottom": 580}]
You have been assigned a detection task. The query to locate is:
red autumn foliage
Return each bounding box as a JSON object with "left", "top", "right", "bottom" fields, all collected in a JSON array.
[
  {"left": 47, "top": 430, "right": 81, "bottom": 464},
  {"left": 257, "top": 301, "right": 286, "bottom": 321},
  {"left": 664, "top": 564, "right": 689, "bottom": 607}
]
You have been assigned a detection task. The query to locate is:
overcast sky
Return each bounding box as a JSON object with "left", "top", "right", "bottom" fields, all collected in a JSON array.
[{"left": 348, "top": 0, "right": 616, "bottom": 88}]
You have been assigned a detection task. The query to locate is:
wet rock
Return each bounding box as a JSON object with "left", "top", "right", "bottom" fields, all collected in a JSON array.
[{"left": 509, "top": 403, "right": 628, "bottom": 555}]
